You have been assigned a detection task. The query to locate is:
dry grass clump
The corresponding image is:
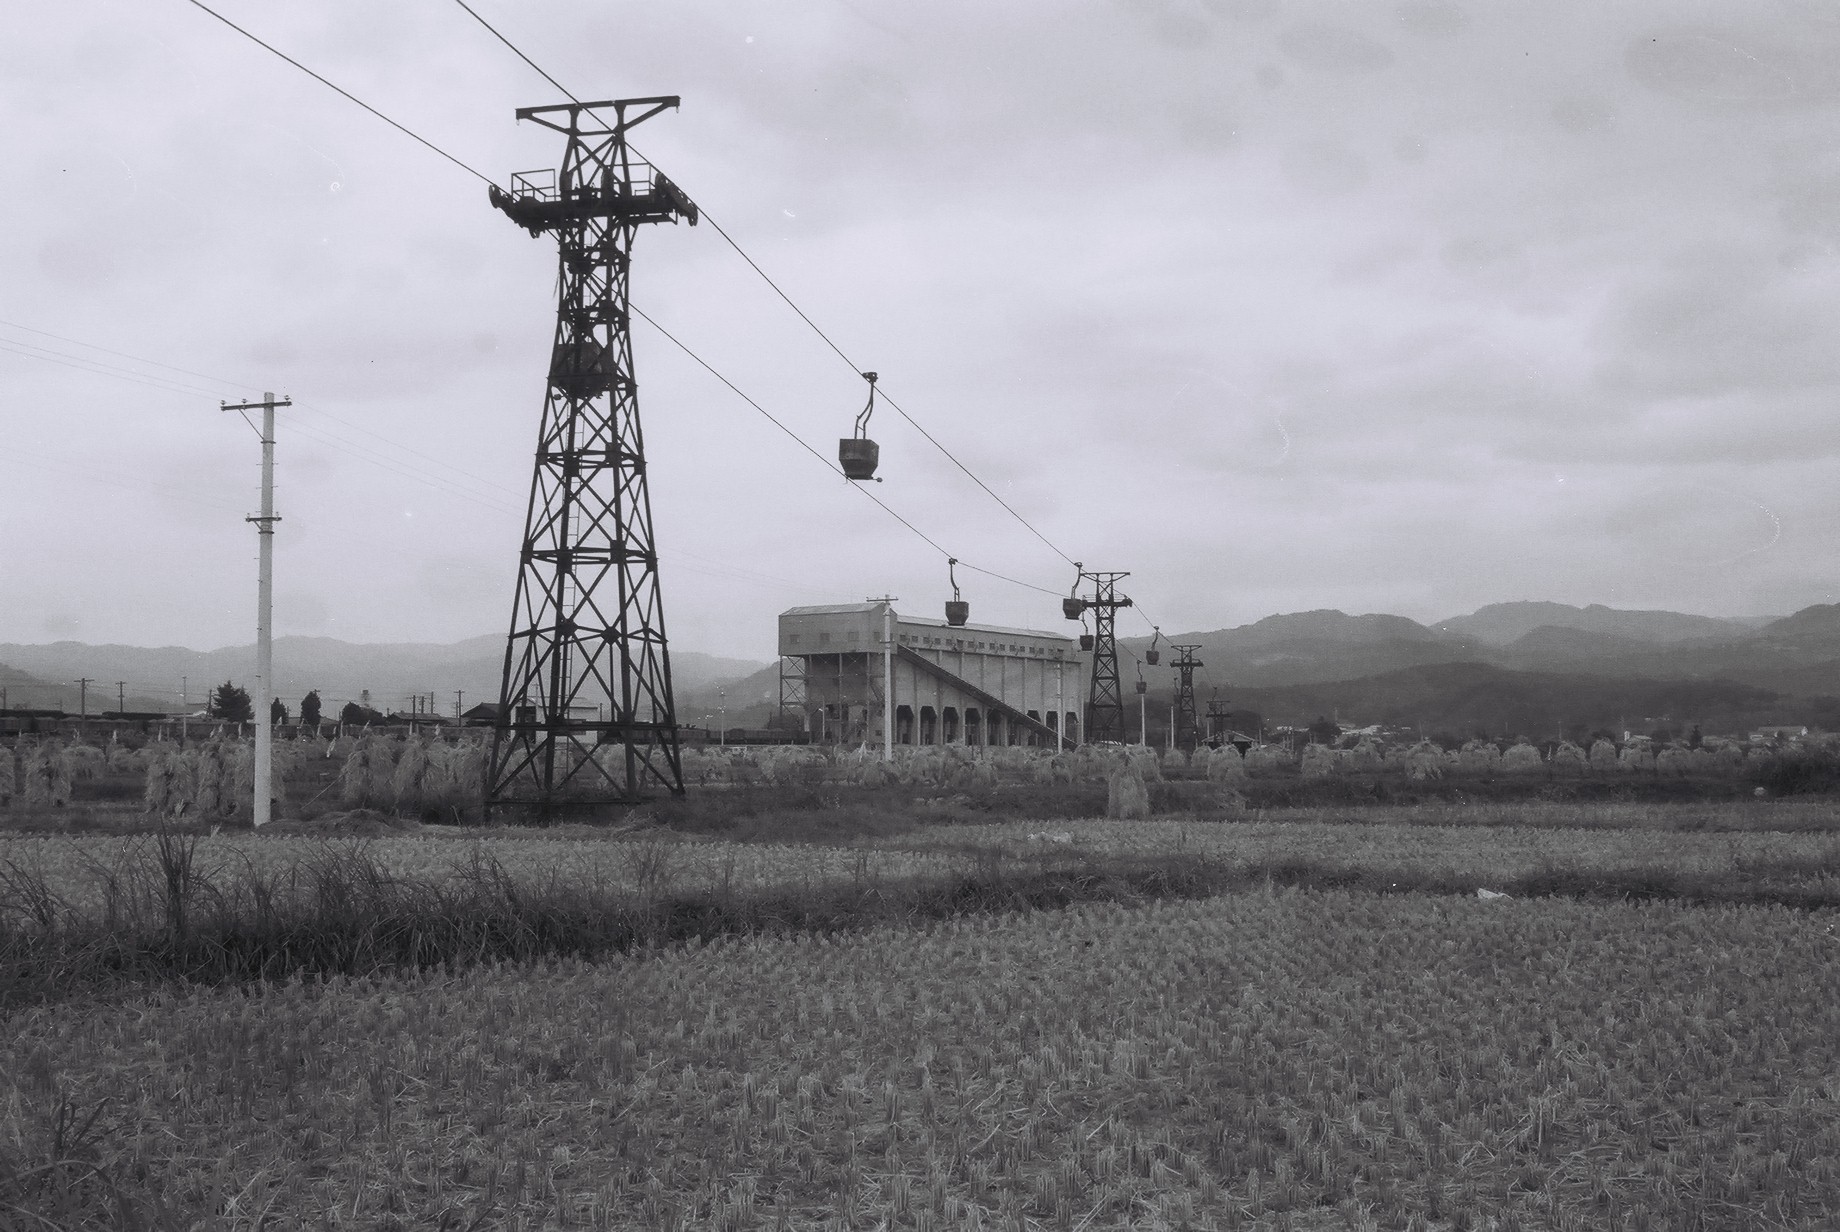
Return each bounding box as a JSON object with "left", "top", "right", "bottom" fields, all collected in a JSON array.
[
  {"left": 327, "top": 733, "right": 485, "bottom": 821},
  {"left": 141, "top": 739, "right": 254, "bottom": 823},
  {"left": 4, "top": 891, "right": 1835, "bottom": 1230},
  {"left": 21, "top": 742, "right": 74, "bottom": 808},
  {"left": 1299, "top": 743, "right": 1335, "bottom": 779},
  {"left": 1106, "top": 762, "right": 1151, "bottom": 820},
  {"left": 1205, "top": 747, "right": 1246, "bottom": 782}
]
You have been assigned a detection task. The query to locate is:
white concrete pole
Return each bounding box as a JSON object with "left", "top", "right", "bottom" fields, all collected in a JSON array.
[
  {"left": 254, "top": 396, "right": 276, "bottom": 829},
  {"left": 225, "top": 392, "right": 289, "bottom": 827},
  {"left": 882, "top": 600, "right": 894, "bottom": 761},
  {"left": 1140, "top": 691, "right": 1146, "bottom": 745},
  {"left": 1055, "top": 660, "right": 1064, "bottom": 750}
]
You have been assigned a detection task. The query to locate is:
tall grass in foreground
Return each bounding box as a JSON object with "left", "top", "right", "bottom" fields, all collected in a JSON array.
[
  {"left": 6, "top": 893, "right": 1837, "bottom": 1231},
  {"left": 2, "top": 824, "right": 1838, "bottom": 1013}
]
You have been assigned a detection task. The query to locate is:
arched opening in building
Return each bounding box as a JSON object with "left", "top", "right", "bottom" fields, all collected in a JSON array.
[
  {"left": 987, "top": 711, "right": 1005, "bottom": 746},
  {"left": 964, "top": 707, "right": 981, "bottom": 745},
  {"left": 896, "top": 704, "right": 914, "bottom": 745},
  {"left": 942, "top": 706, "right": 960, "bottom": 743},
  {"left": 1026, "top": 710, "right": 1041, "bottom": 747},
  {"left": 1064, "top": 713, "right": 1080, "bottom": 746},
  {"left": 919, "top": 705, "right": 938, "bottom": 745}
]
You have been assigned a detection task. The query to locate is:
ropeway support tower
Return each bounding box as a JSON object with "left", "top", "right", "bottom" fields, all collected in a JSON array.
[
  {"left": 1171, "top": 644, "right": 1203, "bottom": 752},
  {"left": 486, "top": 97, "right": 698, "bottom": 810},
  {"left": 1067, "top": 569, "right": 1132, "bottom": 744}
]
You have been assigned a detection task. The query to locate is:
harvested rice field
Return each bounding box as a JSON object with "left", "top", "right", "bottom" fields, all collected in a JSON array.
[{"left": 5, "top": 889, "right": 1836, "bottom": 1230}]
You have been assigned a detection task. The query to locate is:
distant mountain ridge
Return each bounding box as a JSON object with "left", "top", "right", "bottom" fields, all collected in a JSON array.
[
  {"left": 10, "top": 602, "right": 1837, "bottom": 735},
  {"left": 1434, "top": 601, "right": 1764, "bottom": 647},
  {"left": 1117, "top": 601, "right": 1840, "bottom": 698},
  {"left": 0, "top": 635, "right": 770, "bottom": 716}
]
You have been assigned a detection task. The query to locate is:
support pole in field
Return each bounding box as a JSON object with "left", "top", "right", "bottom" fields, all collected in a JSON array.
[
  {"left": 74, "top": 678, "right": 92, "bottom": 720},
  {"left": 223, "top": 392, "right": 290, "bottom": 829},
  {"left": 873, "top": 596, "right": 896, "bottom": 762}
]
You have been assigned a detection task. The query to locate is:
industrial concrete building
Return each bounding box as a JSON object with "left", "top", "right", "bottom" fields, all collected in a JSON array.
[{"left": 778, "top": 602, "right": 1082, "bottom": 748}]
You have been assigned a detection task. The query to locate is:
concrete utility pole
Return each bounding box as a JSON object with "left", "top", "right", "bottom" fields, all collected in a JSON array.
[
  {"left": 455, "top": 690, "right": 464, "bottom": 720},
  {"left": 872, "top": 597, "right": 896, "bottom": 761},
  {"left": 116, "top": 681, "right": 126, "bottom": 715},
  {"left": 74, "top": 678, "right": 93, "bottom": 720},
  {"left": 1059, "top": 661, "right": 1074, "bottom": 746},
  {"left": 223, "top": 392, "right": 290, "bottom": 828}
]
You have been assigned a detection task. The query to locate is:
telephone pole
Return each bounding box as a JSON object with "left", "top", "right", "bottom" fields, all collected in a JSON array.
[
  {"left": 115, "top": 681, "right": 125, "bottom": 715},
  {"left": 223, "top": 392, "right": 291, "bottom": 828},
  {"left": 74, "top": 678, "right": 92, "bottom": 720}
]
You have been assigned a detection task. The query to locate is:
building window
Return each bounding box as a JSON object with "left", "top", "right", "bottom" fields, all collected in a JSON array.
[
  {"left": 819, "top": 633, "right": 831, "bottom": 646},
  {"left": 788, "top": 634, "right": 801, "bottom": 646},
  {"left": 847, "top": 631, "right": 860, "bottom": 644}
]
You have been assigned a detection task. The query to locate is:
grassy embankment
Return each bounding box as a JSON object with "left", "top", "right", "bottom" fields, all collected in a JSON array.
[{"left": 2, "top": 790, "right": 1837, "bottom": 1015}]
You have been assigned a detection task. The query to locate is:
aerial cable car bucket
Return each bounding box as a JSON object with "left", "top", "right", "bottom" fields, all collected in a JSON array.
[
  {"left": 839, "top": 370, "right": 881, "bottom": 481},
  {"left": 1145, "top": 627, "right": 1162, "bottom": 666},
  {"left": 1078, "top": 612, "right": 1095, "bottom": 652},
  {"left": 944, "top": 558, "right": 969, "bottom": 627}
]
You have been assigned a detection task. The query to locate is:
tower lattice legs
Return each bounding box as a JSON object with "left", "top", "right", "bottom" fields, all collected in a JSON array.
[{"left": 485, "top": 97, "right": 698, "bottom": 810}]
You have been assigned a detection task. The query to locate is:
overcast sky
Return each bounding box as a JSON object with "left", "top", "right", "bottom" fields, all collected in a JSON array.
[{"left": 5, "top": 0, "right": 1839, "bottom": 660}]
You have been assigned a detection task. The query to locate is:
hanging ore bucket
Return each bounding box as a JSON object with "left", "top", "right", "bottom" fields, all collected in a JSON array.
[
  {"left": 1063, "top": 597, "right": 1086, "bottom": 620},
  {"left": 944, "top": 559, "right": 969, "bottom": 626},
  {"left": 838, "top": 437, "right": 880, "bottom": 481},
  {"left": 1145, "top": 628, "right": 1162, "bottom": 665},
  {"left": 1080, "top": 633, "right": 1095, "bottom": 651},
  {"left": 1135, "top": 679, "right": 1147, "bottom": 695},
  {"left": 840, "top": 370, "right": 881, "bottom": 481}
]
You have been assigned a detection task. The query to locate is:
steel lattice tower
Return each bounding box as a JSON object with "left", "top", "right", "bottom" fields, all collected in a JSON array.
[
  {"left": 1075, "top": 570, "right": 1132, "bottom": 744},
  {"left": 1205, "top": 696, "right": 1233, "bottom": 744},
  {"left": 486, "top": 97, "right": 698, "bottom": 810},
  {"left": 1171, "top": 644, "right": 1203, "bottom": 752}
]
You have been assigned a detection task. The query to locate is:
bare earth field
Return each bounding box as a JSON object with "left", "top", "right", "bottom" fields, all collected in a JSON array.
[{"left": 1, "top": 797, "right": 1837, "bottom": 1230}]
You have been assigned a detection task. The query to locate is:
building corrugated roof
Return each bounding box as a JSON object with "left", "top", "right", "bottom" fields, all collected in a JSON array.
[
  {"left": 781, "top": 603, "right": 879, "bottom": 616},
  {"left": 780, "top": 604, "right": 1071, "bottom": 643}
]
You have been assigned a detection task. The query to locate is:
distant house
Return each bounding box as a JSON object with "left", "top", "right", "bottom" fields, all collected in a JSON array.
[
  {"left": 388, "top": 711, "right": 449, "bottom": 727},
  {"left": 1751, "top": 725, "right": 1808, "bottom": 742},
  {"left": 462, "top": 702, "right": 502, "bottom": 726}
]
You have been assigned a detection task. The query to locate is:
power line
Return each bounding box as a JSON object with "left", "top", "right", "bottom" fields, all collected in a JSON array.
[
  {"left": 631, "top": 306, "right": 1060, "bottom": 600},
  {"left": 443, "top": 0, "right": 1083, "bottom": 572},
  {"left": 0, "top": 320, "right": 525, "bottom": 508},
  {"left": 181, "top": 2, "right": 1095, "bottom": 608},
  {"left": 0, "top": 318, "right": 246, "bottom": 390},
  {"left": 451, "top": 0, "right": 581, "bottom": 104},
  {"left": 694, "top": 208, "right": 1080, "bottom": 567},
  {"left": 0, "top": 336, "right": 226, "bottom": 400},
  {"left": 182, "top": 0, "right": 498, "bottom": 188}
]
